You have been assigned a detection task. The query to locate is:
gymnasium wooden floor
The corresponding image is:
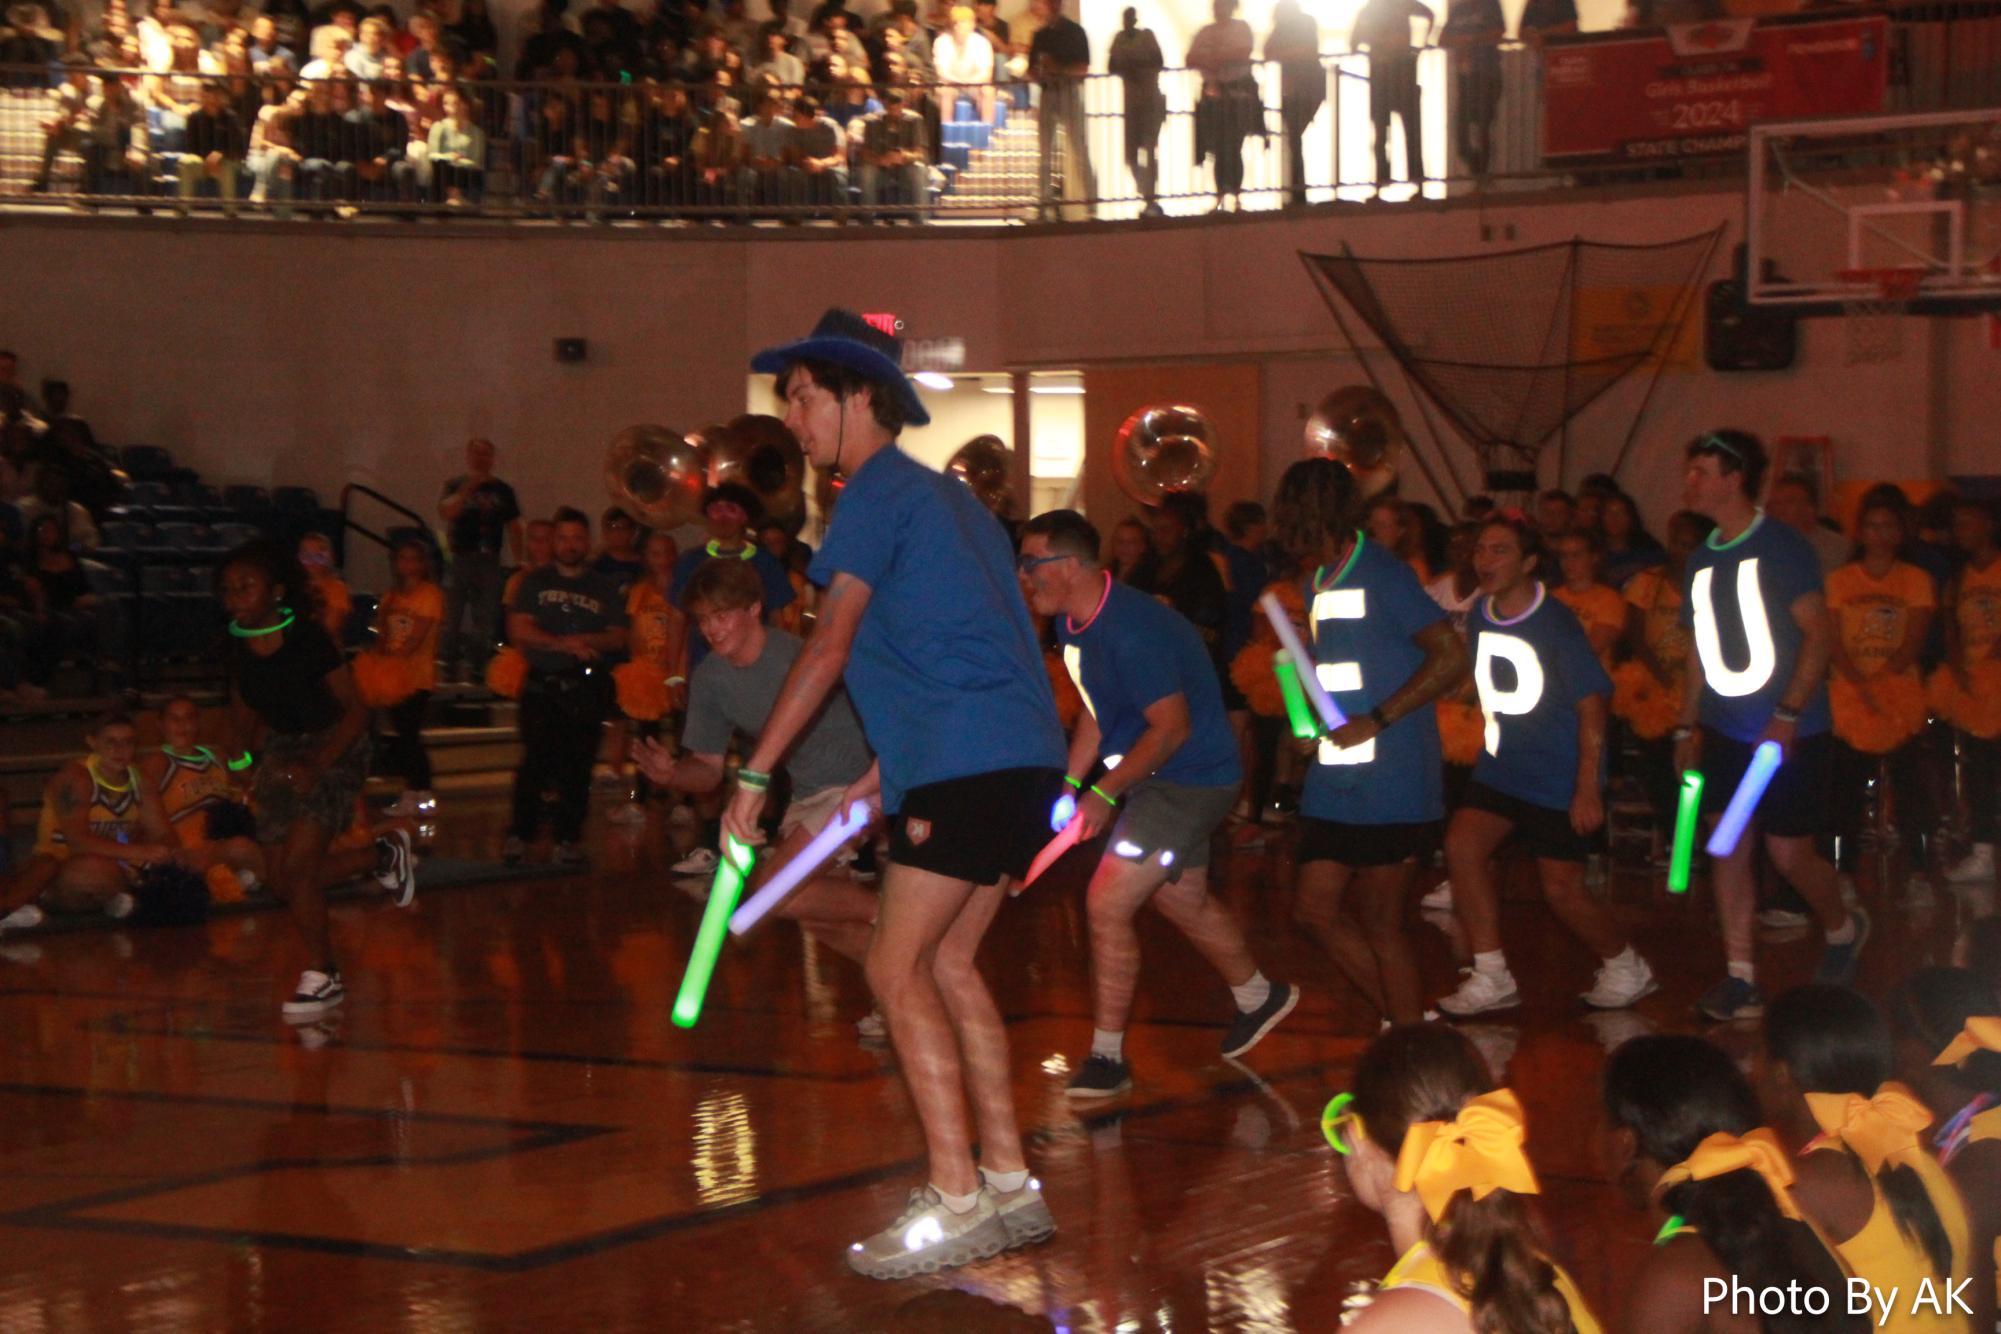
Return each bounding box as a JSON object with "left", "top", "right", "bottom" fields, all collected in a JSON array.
[{"left": 0, "top": 793, "right": 1972, "bottom": 1333}]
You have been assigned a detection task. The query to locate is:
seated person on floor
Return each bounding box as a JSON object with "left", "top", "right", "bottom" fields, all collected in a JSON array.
[{"left": 138, "top": 693, "right": 266, "bottom": 899}]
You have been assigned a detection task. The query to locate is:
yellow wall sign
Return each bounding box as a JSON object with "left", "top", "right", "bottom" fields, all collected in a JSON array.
[{"left": 1571, "top": 285, "right": 1702, "bottom": 374}]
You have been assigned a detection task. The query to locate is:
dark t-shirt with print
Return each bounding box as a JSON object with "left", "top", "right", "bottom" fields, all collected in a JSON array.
[
  {"left": 509, "top": 565, "right": 627, "bottom": 673},
  {"left": 442, "top": 475, "right": 521, "bottom": 554}
]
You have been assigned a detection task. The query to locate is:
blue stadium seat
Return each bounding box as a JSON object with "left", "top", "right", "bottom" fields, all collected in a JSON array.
[
  {"left": 211, "top": 521, "right": 261, "bottom": 549},
  {"left": 80, "top": 559, "right": 129, "bottom": 596},
  {"left": 99, "top": 519, "right": 152, "bottom": 551}
]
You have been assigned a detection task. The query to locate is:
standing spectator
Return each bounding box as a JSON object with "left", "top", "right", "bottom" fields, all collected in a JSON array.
[
  {"left": 425, "top": 86, "right": 485, "bottom": 203},
  {"left": 1105, "top": 6, "right": 1161, "bottom": 215},
  {"left": 437, "top": 437, "right": 521, "bottom": 683},
  {"left": 1350, "top": 0, "right": 1431, "bottom": 188},
  {"left": 366, "top": 538, "right": 445, "bottom": 815},
  {"left": 931, "top": 4, "right": 993, "bottom": 122},
  {"left": 1768, "top": 471, "right": 1849, "bottom": 578},
  {"left": 1109, "top": 514, "right": 1154, "bottom": 583},
  {"left": 177, "top": 79, "right": 247, "bottom": 212},
  {"left": 298, "top": 531, "right": 352, "bottom": 643},
  {"left": 1439, "top": 0, "right": 1501, "bottom": 177},
  {"left": 856, "top": 83, "right": 927, "bottom": 216},
  {"left": 592, "top": 507, "right": 646, "bottom": 597},
  {"left": 1028, "top": 0, "right": 1092, "bottom": 218},
  {"left": 31, "top": 54, "right": 93, "bottom": 194},
  {"left": 1141, "top": 492, "right": 1228, "bottom": 670},
  {"left": 784, "top": 92, "right": 848, "bottom": 209},
  {"left": 504, "top": 507, "right": 627, "bottom": 866},
  {"left": 1186, "top": 0, "right": 1259, "bottom": 213},
  {"left": 1264, "top": 0, "right": 1322, "bottom": 206}
]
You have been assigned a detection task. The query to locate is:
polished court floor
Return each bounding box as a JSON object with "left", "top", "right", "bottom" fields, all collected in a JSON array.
[{"left": 0, "top": 792, "right": 1975, "bottom": 1333}]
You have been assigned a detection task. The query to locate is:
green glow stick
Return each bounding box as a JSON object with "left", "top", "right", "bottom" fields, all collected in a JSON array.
[
  {"left": 1273, "top": 651, "right": 1323, "bottom": 741},
  {"left": 672, "top": 835, "right": 756, "bottom": 1028},
  {"left": 1668, "top": 770, "right": 1704, "bottom": 894}
]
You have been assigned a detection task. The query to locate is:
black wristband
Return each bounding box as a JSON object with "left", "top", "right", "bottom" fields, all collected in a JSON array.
[{"left": 1368, "top": 705, "right": 1388, "bottom": 729}]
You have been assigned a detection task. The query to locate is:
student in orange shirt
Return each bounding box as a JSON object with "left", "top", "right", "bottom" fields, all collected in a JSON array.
[
  {"left": 1940, "top": 497, "right": 2001, "bottom": 884},
  {"left": 366, "top": 539, "right": 446, "bottom": 815},
  {"left": 1616, "top": 510, "right": 1713, "bottom": 863},
  {"left": 1549, "top": 528, "right": 1628, "bottom": 675},
  {"left": 1826, "top": 493, "right": 1936, "bottom": 896},
  {"left": 298, "top": 532, "right": 352, "bottom": 645},
  {"left": 608, "top": 530, "right": 687, "bottom": 825}
]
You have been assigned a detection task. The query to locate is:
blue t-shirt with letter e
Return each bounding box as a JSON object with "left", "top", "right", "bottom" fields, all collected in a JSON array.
[
  {"left": 1301, "top": 535, "right": 1446, "bottom": 826},
  {"left": 1054, "top": 576, "right": 1242, "bottom": 789},
  {"left": 1470, "top": 587, "right": 1610, "bottom": 811},
  {"left": 1680, "top": 511, "right": 1832, "bottom": 742},
  {"left": 809, "top": 445, "right": 1065, "bottom": 813}
]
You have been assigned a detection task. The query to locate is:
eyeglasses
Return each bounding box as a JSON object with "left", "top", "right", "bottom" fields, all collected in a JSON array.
[
  {"left": 1017, "top": 552, "right": 1074, "bottom": 574},
  {"left": 1322, "top": 1091, "right": 1359, "bottom": 1155}
]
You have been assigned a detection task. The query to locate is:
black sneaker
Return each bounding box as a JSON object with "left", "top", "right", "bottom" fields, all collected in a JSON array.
[
  {"left": 374, "top": 829, "right": 416, "bottom": 907},
  {"left": 282, "top": 969, "right": 345, "bottom": 1018},
  {"left": 1064, "top": 1053, "right": 1132, "bottom": 1099},
  {"left": 1221, "top": 980, "right": 1299, "bottom": 1058}
]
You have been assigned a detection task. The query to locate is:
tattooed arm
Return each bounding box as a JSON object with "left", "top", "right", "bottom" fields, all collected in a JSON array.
[{"left": 1322, "top": 620, "right": 1470, "bottom": 753}]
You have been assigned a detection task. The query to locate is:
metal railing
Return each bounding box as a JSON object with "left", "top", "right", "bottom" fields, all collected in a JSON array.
[{"left": 3, "top": 9, "right": 1996, "bottom": 225}]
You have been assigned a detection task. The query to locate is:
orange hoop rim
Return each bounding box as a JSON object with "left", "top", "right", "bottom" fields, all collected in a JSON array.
[{"left": 1837, "top": 266, "right": 1930, "bottom": 301}]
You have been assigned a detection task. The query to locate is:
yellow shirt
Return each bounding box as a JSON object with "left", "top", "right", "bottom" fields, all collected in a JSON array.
[
  {"left": 312, "top": 573, "right": 352, "bottom": 643},
  {"left": 1554, "top": 582, "right": 1626, "bottom": 672},
  {"left": 1812, "top": 1145, "right": 1972, "bottom": 1333},
  {"left": 374, "top": 581, "right": 445, "bottom": 691},
  {"left": 34, "top": 760, "right": 142, "bottom": 860},
  {"left": 156, "top": 747, "right": 236, "bottom": 836},
  {"left": 1379, "top": 1238, "right": 1602, "bottom": 1332},
  {"left": 1623, "top": 566, "right": 1689, "bottom": 687},
  {"left": 625, "top": 580, "right": 684, "bottom": 671},
  {"left": 1827, "top": 561, "right": 1934, "bottom": 677},
  {"left": 1955, "top": 556, "right": 2001, "bottom": 657}
]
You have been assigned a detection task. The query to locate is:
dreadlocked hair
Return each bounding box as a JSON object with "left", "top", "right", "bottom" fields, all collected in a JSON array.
[
  {"left": 1272, "top": 456, "right": 1364, "bottom": 563},
  {"left": 1352, "top": 1024, "right": 1575, "bottom": 1334},
  {"left": 1604, "top": 1036, "right": 1865, "bottom": 1334},
  {"left": 1765, "top": 985, "right": 1954, "bottom": 1279}
]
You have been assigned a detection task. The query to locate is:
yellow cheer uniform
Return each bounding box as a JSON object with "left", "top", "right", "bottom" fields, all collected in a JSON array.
[
  {"left": 34, "top": 760, "right": 142, "bottom": 861},
  {"left": 626, "top": 580, "right": 683, "bottom": 671},
  {"left": 157, "top": 747, "right": 237, "bottom": 847},
  {"left": 1810, "top": 1149, "right": 1971, "bottom": 1333},
  {"left": 1378, "top": 1238, "right": 1602, "bottom": 1332}
]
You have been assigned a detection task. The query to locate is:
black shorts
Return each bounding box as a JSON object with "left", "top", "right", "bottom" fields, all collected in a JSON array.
[
  {"left": 888, "top": 767, "right": 1067, "bottom": 886},
  {"left": 1699, "top": 728, "right": 1833, "bottom": 840},
  {"left": 1296, "top": 816, "right": 1437, "bottom": 869},
  {"left": 1459, "top": 780, "right": 1589, "bottom": 863}
]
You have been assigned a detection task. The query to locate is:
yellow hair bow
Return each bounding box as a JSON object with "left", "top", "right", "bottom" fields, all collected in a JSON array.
[
  {"left": 1805, "top": 1083, "right": 1933, "bottom": 1175},
  {"left": 1932, "top": 1016, "right": 2001, "bottom": 1068},
  {"left": 1393, "top": 1088, "right": 1540, "bottom": 1222},
  {"left": 1655, "top": 1128, "right": 1801, "bottom": 1220}
]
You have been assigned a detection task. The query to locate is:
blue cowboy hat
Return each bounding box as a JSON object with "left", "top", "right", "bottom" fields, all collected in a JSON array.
[{"left": 749, "top": 308, "right": 931, "bottom": 428}]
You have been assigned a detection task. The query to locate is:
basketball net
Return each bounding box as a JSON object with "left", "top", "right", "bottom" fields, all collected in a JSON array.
[{"left": 1840, "top": 268, "right": 1925, "bottom": 366}]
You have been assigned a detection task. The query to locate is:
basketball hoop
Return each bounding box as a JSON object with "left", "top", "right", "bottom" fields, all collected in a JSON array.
[{"left": 1838, "top": 266, "right": 1927, "bottom": 365}]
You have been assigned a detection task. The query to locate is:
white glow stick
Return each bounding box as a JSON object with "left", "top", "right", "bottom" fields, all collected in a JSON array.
[
  {"left": 728, "top": 800, "right": 873, "bottom": 935},
  {"left": 1259, "top": 591, "right": 1348, "bottom": 732}
]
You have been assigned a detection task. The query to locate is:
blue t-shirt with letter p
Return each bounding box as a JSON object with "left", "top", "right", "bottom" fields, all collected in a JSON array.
[{"left": 1470, "top": 587, "right": 1610, "bottom": 811}]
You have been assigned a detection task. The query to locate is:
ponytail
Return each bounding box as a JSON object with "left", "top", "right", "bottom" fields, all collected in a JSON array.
[{"left": 1433, "top": 1190, "right": 1574, "bottom": 1334}]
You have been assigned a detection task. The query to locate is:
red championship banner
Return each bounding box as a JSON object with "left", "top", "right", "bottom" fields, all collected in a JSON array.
[{"left": 1541, "top": 14, "right": 1888, "bottom": 163}]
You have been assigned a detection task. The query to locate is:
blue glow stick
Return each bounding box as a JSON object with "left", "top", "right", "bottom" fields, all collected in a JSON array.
[
  {"left": 672, "top": 834, "right": 756, "bottom": 1027},
  {"left": 1259, "top": 591, "right": 1348, "bottom": 732},
  {"left": 1050, "top": 791, "right": 1077, "bottom": 832},
  {"left": 727, "top": 801, "right": 872, "bottom": 935},
  {"left": 1705, "top": 740, "right": 1783, "bottom": 858}
]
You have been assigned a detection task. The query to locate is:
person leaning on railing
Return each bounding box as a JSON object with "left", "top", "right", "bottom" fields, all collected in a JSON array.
[
  {"left": 1106, "top": 7, "right": 1164, "bottom": 215},
  {"left": 1028, "top": 0, "right": 1094, "bottom": 215},
  {"left": 1187, "top": 0, "right": 1262, "bottom": 212},
  {"left": 1264, "top": 0, "right": 1324, "bottom": 206}
]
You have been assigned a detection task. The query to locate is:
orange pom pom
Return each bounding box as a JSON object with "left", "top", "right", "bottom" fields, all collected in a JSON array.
[
  {"left": 1230, "top": 641, "right": 1285, "bottom": 719},
  {"left": 1928, "top": 660, "right": 2001, "bottom": 740},
  {"left": 352, "top": 651, "right": 421, "bottom": 708},
  {"left": 1831, "top": 671, "right": 1927, "bottom": 754},
  {"left": 484, "top": 647, "right": 528, "bottom": 699},
  {"left": 205, "top": 863, "right": 247, "bottom": 905},
  {"left": 614, "top": 660, "right": 670, "bottom": 721},
  {"left": 1611, "top": 661, "right": 1681, "bottom": 740},
  {"left": 1437, "top": 698, "right": 1484, "bottom": 766},
  {"left": 1046, "top": 650, "right": 1083, "bottom": 731}
]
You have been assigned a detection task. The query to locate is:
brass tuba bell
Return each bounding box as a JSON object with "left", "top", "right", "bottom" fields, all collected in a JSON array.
[
  {"left": 712, "top": 414, "right": 807, "bottom": 527},
  {"left": 604, "top": 424, "right": 708, "bottom": 529}
]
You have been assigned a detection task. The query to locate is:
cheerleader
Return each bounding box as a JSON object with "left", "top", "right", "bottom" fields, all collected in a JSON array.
[
  {"left": 609, "top": 529, "right": 687, "bottom": 824},
  {"left": 1938, "top": 498, "right": 2000, "bottom": 884},
  {"left": 1272, "top": 458, "right": 1469, "bottom": 1027},
  {"left": 1602, "top": 1034, "right": 1866, "bottom": 1333},
  {"left": 1432, "top": 516, "right": 1656, "bottom": 1016},
  {"left": 138, "top": 694, "right": 265, "bottom": 894},
  {"left": 218, "top": 539, "right": 416, "bottom": 1018},
  {"left": 297, "top": 532, "right": 352, "bottom": 645},
  {"left": 1762, "top": 984, "right": 1984, "bottom": 1332},
  {"left": 1826, "top": 494, "right": 1936, "bottom": 895},
  {"left": 360, "top": 538, "right": 445, "bottom": 816},
  {"left": 1326, "top": 1023, "right": 1601, "bottom": 1332}
]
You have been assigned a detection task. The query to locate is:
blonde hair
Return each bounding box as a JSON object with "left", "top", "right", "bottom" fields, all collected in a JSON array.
[{"left": 950, "top": 4, "right": 973, "bottom": 18}]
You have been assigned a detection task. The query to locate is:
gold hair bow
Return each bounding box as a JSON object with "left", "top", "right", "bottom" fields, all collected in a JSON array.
[
  {"left": 1393, "top": 1088, "right": 1540, "bottom": 1222},
  {"left": 1654, "top": 1128, "right": 1800, "bottom": 1220},
  {"left": 1932, "top": 1016, "right": 2001, "bottom": 1068},
  {"left": 1805, "top": 1083, "right": 1932, "bottom": 1175}
]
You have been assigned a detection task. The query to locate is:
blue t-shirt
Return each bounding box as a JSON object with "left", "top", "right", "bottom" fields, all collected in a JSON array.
[
  {"left": 1219, "top": 538, "right": 1269, "bottom": 664},
  {"left": 1470, "top": 587, "right": 1610, "bottom": 811},
  {"left": 1054, "top": 577, "right": 1242, "bottom": 789},
  {"left": 1301, "top": 536, "right": 1446, "bottom": 826},
  {"left": 1681, "top": 511, "right": 1832, "bottom": 742},
  {"left": 808, "top": 445, "right": 1065, "bottom": 813},
  {"left": 673, "top": 542, "right": 798, "bottom": 668}
]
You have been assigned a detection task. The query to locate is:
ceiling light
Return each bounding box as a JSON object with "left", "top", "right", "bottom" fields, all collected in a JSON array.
[
  {"left": 1029, "top": 386, "right": 1085, "bottom": 395},
  {"left": 912, "top": 372, "right": 953, "bottom": 391}
]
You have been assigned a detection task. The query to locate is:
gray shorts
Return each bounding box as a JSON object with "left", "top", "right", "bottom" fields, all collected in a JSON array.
[{"left": 1107, "top": 780, "right": 1238, "bottom": 882}]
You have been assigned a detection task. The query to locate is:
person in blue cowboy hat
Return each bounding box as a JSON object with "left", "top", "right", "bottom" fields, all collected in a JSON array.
[{"left": 725, "top": 308, "right": 1067, "bottom": 1278}]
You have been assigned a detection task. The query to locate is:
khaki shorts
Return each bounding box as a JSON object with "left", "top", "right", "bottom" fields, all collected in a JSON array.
[{"left": 779, "top": 785, "right": 860, "bottom": 868}]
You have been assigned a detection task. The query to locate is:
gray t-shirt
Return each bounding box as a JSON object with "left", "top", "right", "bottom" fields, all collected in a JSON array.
[{"left": 682, "top": 629, "right": 871, "bottom": 797}]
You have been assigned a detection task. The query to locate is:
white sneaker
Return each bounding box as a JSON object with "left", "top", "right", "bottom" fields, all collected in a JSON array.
[
  {"left": 605, "top": 801, "right": 648, "bottom": 826},
  {"left": 1420, "top": 880, "right": 1455, "bottom": 913},
  {"left": 855, "top": 1007, "right": 888, "bottom": 1041},
  {"left": 104, "top": 892, "right": 136, "bottom": 921},
  {"left": 1947, "top": 843, "right": 1996, "bottom": 885},
  {"left": 0, "top": 903, "right": 47, "bottom": 933},
  {"left": 1436, "top": 965, "right": 1520, "bottom": 1017},
  {"left": 846, "top": 1187, "right": 1009, "bottom": 1280},
  {"left": 1757, "top": 906, "right": 1811, "bottom": 929},
  {"left": 1582, "top": 952, "right": 1659, "bottom": 1010},
  {"left": 672, "top": 846, "right": 720, "bottom": 877},
  {"left": 282, "top": 969, "right": 346, "bottom": 1017}
]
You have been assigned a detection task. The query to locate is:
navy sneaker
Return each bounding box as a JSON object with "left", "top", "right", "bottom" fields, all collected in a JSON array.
[
  {"left": 1696, "top": 975, "right": 1765, "bottom": 1022},
  {"left": 1221, "top": 980, "right": 1298, "bottom": 1058},
  {"left": 1064, "top": 1053, "right": 1132, "bottom": 1099},
  {"left": 1813, "top": 906, "right": 1871, "bottom": 986}
]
